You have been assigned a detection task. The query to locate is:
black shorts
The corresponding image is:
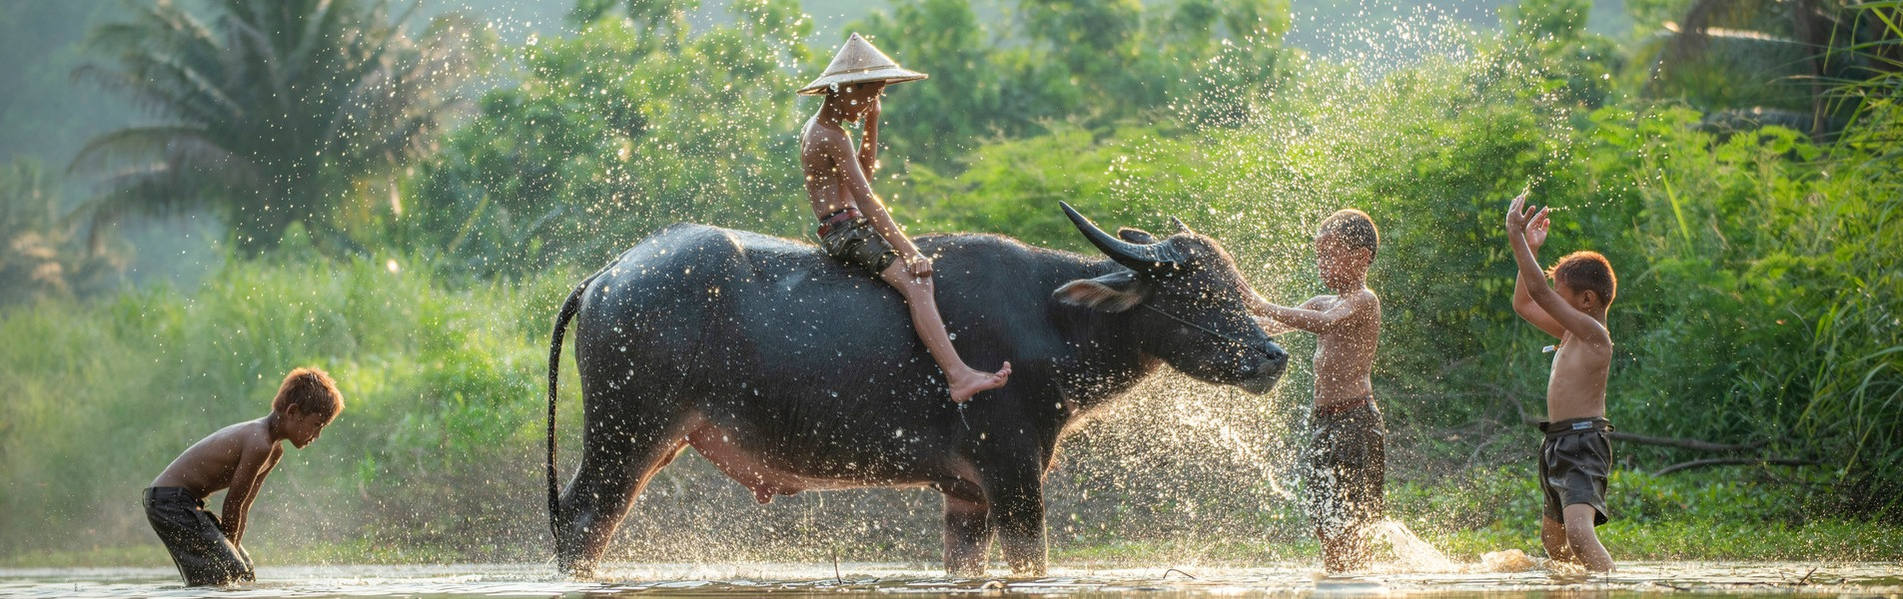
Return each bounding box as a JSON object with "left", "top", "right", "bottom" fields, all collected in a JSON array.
[
  {"left": 1537, "top": 417, "right": 1613, "bottom": 525},
  {"left": 1305, "top": 398, "right": 1386, "bottom": 537},
  {"left": 144, "top": 487, "right": 254, "bottom": 586},
  {"left": 818, "top": 217, "right": 897, "bottom": 274}
]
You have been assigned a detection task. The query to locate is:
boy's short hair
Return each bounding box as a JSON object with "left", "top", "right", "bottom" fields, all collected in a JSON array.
[
  {"left": 1317, "top": 209, "right": 1379, "bottom": 257},
  {"left": 1549, "top": 251, "right": 1617, "bottom": 305},
  {"left": 273, "top": 367, "right": 343, "bottom": 418}
]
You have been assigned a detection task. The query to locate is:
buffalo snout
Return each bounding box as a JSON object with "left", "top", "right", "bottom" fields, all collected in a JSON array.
[{"left": 1239, "top": 343, "right": 1288, "bottom": 394}]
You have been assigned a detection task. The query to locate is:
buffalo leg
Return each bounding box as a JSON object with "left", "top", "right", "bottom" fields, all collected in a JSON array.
[
  {"left": 985, "top": 471, "right": 1048, "bottom": 575},
  {"left": 555, "top": 412, "right": 687, "bottom": 576},
  {"left": 942, "top": 495, "right": 992, "bottom": 576}
]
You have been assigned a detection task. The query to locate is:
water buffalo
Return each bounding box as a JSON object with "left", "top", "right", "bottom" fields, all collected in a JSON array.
[{"left": 545, "top": 202, "right": 1286, "bottom": 576}]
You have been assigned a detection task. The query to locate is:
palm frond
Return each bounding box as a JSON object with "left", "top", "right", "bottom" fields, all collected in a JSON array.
[
  {"left": 68, "top": 125, "right": 213, "bottom": 175},
  {"left": 70, "top": 0, "right": 494, "bottom": 250}
]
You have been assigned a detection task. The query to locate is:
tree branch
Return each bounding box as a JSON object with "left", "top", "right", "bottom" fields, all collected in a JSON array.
[
  {"left": 1654, "top": 457, "right": 1820, "bottom": 476},
  {"left": 1606, "top": 431, "right": 1768, "bottom": 452}
]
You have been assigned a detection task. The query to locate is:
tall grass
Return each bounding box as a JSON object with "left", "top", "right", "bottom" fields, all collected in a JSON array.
[
  {"left": 3, "top": 2, "right": 1899, "bottom": 565},
  {"left": 1791, "top": 0, "right": 1903, "bottom": 492},
  {"left": 0, "top": 250, "right": 582, "bottom": 557}
]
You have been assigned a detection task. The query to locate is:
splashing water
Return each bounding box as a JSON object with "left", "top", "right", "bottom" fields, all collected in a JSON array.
[
  {"left": 1367, "top": 518, "right": 1456, "bottom": 573},
  {"left": 4, "top": 562, "right": 1901, "bottom": 598}
]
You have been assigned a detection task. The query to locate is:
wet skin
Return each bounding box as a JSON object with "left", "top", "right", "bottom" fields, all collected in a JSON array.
[
  {"left": 1249, "top": 231, "right": 1381, "bottom": 408},
  {"left": 1506, "top": 192, "right": 1614, "bottom": 573},
  {"left": 800, "top": 82, "right": 1010, "bottom": 403},
  {"left": 150, "top": 407, "right": 333, "bottom": 544},
  {"left": 546, "top": 210, "right": 1287, "bottom": 577},
  {"left": 1247, "top": 230, "right": 1383, "bottom": 572}
]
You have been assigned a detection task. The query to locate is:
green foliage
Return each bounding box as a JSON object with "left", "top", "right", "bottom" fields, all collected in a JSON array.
[
  {"left": 403, "top": 5, "right": 811, "bottom": 274},
  {"left": 897, "top": 13, "right": 1902, "bottom": 499},
  {"left": 404, "top": 0, "right": 1293, "bottom": 275},
  {"left": 845, "top": 0, "right": 1291, "bottom": 170},
  {"left": 1393, "top": 466, "right": 1903, "bottom": 561},
  {"left": 1626, "top": 0, "right": 1899, "bottom": 128},
  {"left": 898, "top": 125, "right": 1203, "bottom": 251},
  {"left": 4, "top": 0, "right": 1902, "bottom": 565},
  {"left": 69, "top": 0, "right": 498, "bottom": 253},
  {"left": 1501, "top": 0, "right": 1620, "bottom": 108},
  {"left": 1575, "top": 105, "right": 1901, "bottom": 486},
  {"left": 0, "top": 249, "right": 582, "bottom": 555}
]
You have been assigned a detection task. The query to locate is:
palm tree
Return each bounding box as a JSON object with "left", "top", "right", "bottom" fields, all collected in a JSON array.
[
  {"left": 69, "top": 0, "right": 494, "bottom": 251},
  {"left": 1, "top": 159, "right": 118, "bottom": 304}
]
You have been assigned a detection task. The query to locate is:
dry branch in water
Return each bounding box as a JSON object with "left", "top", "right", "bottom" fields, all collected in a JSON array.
[
  {"left": 1653, "top": 457, "right": 1820, "bottom": 476},
  {"left": 1606, "top": 431, "right": 1767, "bottom": 452}
]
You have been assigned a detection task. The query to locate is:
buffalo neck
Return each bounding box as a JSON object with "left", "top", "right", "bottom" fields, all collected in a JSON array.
[{"left": 1039, "top": 255, "right": 1162, "bottom": 417}]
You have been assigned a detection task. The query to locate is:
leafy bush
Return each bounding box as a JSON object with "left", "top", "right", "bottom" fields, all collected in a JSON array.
[
  {"left": 402, "top": 5, "right": 813, "bottom": 275},
  {"left": 4, "top": 0, "right": 1899, "bottom": 565},
  {"left": 0, "top": 249, "right": 582, "bottom": 556}
]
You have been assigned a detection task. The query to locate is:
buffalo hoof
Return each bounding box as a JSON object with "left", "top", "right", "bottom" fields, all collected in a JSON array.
[{"left": 556, "top": 555, "right": 598, "bottom": 579}]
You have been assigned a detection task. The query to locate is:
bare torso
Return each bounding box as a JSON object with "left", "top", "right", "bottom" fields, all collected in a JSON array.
[
  {"left": 1545, "top": 331, "right": 1611, "bottom": 421},
  {"left": 150, "top": 419, "right": 283, "bottom": 499},
  {"left": 1306, "top": 290, "right": 1380, "bottom": 406},
  {"left": 801, "top": 115, "right": 856, "bottom": 220}
]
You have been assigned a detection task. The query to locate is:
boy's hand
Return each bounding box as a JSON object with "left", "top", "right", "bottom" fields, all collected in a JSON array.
[
  {"left": 1505, "top": 190, "right": 1532, "bottom": 231},
  {"left": 908, "top": 254, "right": 933, "bottom": 279},
  {"left": 1245, "top": 290, "right": 1273, "bottom": 316},
  {"left": 1525, "top": 205, "right": 1551, "bottom": 253}
]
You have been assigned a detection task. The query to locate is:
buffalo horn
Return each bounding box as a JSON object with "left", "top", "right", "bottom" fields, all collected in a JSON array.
[
  {"left": 1169, "top": 216, "right": 1193, "bottom": 235},
  {"left": 1060, "top": 201, "right": 1182, "bottom": 272}
]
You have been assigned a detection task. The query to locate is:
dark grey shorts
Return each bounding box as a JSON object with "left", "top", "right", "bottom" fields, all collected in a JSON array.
[
  {"left": 1537, "top": 417, "right": 1613, "bottom": 525},
  {"left": 1306, "top": 398, "right": 1386, "bottom": 537},
  {"left": 144, "top": 487, "right": 254, "bottom": 586}
]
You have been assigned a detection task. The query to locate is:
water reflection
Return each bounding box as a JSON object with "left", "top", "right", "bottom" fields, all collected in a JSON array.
[{"left": 2, "top": 562, "right": 1899, "bottom": 598}]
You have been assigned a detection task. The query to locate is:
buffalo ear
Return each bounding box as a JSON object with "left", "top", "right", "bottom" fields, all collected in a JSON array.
[
  {"left": 1117, "top": 227, "right": 1157, "bottom": 244},
  {"left": 1054, "top": 270, "right": 1150, "bottom": 313}
]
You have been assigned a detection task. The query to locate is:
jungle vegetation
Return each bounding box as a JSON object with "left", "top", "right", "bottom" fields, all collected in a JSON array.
[{"left": 1, "top": 0, "right": 1897, "bottom": 564}]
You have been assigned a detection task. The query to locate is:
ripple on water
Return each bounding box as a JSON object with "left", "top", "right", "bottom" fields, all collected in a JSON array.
[{"left": 1, "top": 562, "right": 1900, "bottom": 598}]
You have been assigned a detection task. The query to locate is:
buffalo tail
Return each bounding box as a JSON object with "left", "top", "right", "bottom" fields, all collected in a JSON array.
[{"left": 546, "top": 271, "right": 599, "bottom": 556}]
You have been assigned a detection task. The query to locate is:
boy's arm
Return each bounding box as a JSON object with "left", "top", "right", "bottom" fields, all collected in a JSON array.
[
  {"left": 1255, "top": 293, "right": 1364, "bottom": 334},
  {"left": 218, "top": 438, "right": 272, "bottom": 543},
  {"left": 1510, "top": 203, "right": 1565, "bottom": 338},
  {"left": 858, "top": 99, "right": 880, "bottom": 179},
  {"left": 1512, "top": 271, "right": 1566, "bottom": 340},
  {"left": 233, "top": 450, "right": 281, "bottom": 544},
  {"left": 1253, "top": 315, "right": 1296, "bottom": 336},
  {"left": 1506, "top": 195, "right": 1610, "bottom": 346},
  {"left": 825, "top": 129, "right": 925, "bottom": 272},
  {"left": 1248, "top": 293, "right": 1323, "bottom": 335}
]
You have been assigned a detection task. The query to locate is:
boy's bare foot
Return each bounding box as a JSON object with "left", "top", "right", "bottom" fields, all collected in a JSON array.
[{"left": 948, "top": 361, "right": 1012, "bottom": 403}]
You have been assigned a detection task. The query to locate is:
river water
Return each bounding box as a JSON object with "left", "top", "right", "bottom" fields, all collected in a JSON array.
[{"left": 2, "top": 562, "right": 1899, "bottom": 598}]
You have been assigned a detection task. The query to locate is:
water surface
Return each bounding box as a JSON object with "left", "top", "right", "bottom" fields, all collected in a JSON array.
[{"left": 3, "top": 562, "right": 1899, "bottom": 598}]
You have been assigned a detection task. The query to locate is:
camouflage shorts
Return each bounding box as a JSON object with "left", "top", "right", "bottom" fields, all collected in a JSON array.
[{"left": 818, "top": 217, "right": 897, "bottom": 274}]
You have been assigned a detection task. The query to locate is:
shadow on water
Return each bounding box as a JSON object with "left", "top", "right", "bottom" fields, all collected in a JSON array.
[{"left": 2, "top": 562, "right": 1900, "bottom": 598}]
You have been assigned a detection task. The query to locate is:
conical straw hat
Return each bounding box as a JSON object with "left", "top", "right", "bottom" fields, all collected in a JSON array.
[{"left": 797, "top": 33, "right": 928, "bottom": 96}]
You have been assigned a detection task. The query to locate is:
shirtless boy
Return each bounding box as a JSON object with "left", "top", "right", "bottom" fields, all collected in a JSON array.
[
  {"left": 798, "top": 33, "right": 1009, "bottom": 402},
  {"left": 1505, "top": 191, "right": 1617, "bottom": 573},
  {"left": 1250, "top": 209, "right": 1384, "bottom": 573},
  {"left": 144, "top": 368, "right": 342, "bottom": 586}
]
